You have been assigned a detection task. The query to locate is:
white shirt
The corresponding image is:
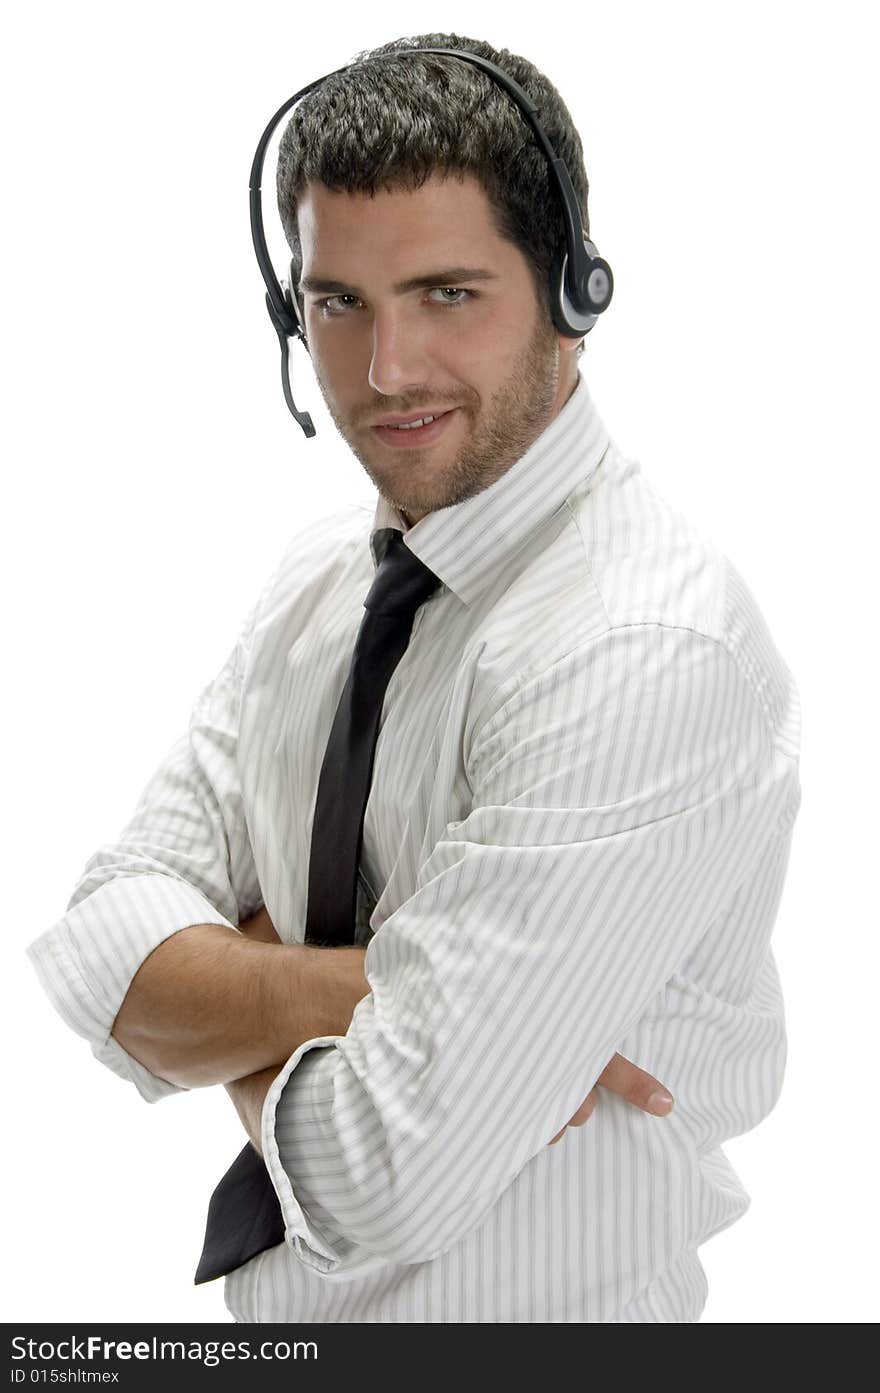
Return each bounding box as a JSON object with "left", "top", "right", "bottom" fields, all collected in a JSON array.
[{"left": 26, "top": 372, "right": 802, "bottom": 1322}]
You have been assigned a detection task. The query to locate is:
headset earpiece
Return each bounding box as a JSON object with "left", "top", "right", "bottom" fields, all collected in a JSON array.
[
  {"left": 281, "top": 257, "right": 308, "bottom": 346},
  {"left": 553, "top": 234, "right": 614, "bottom": 338},
  {"left": 260, "top": 256, "right": 315, "bottom": 438}
]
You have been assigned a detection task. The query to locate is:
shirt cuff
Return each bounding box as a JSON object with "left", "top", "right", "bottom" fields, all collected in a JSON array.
[
  {"left": 26, "top": 873, "right": 237, "bottom": 1102},
  {"left": 261, "top": 1038, "right": 388, "bottom": 1278}
]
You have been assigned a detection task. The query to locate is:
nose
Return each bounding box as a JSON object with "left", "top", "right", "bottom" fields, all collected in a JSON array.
[{"left": 367, "top": 305, "right": 431, "bottom": 398}]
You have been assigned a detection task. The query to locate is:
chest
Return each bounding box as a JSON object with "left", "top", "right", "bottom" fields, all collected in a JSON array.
[{"left": 238, "top": 583, "right": 483, "bottom": 941}]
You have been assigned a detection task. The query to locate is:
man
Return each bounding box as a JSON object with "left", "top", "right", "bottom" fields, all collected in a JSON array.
[{"left": 26, "top": 33, "right": 801, "bottom": 1322}]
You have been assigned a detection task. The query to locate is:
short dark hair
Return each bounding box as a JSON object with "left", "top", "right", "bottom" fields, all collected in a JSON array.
[{"left": 276, "top": 32, "right": 590, "bottom": 347}]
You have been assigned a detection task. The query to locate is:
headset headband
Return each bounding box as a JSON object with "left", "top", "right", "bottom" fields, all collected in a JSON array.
[{"left": 249, "top": 47, "right": 614, "bottom": 438}]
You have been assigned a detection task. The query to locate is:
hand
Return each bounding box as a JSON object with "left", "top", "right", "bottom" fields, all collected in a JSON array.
[
  {"left": 548, "top": 1054, "right": 674, "bottom": 1144},
  {"left": 238, "top": 905, "right": 282, "bottom": 945}
]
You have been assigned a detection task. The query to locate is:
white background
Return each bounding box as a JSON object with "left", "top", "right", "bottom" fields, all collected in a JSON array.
[{"left": 4, "top": 0, "right": 877, "bottom": 1324}]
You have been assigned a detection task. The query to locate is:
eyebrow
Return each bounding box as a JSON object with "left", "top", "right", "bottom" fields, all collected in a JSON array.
[{"left": 298, "top": 267, "right": 499, "bottom": 296}]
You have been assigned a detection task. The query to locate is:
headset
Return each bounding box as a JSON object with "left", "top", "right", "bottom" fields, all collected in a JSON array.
[{"left": 249, "top": 47, "right": 614, "bottom": 439}]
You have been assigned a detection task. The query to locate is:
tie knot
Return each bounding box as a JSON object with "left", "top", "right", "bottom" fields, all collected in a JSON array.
[{"left": 365, "top": 530, "right": 442, "bottom": 616}]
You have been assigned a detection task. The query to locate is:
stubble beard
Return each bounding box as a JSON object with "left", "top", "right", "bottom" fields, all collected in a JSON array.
[{"left": 317, "top": 310, "right": 562, "bottom": 521}]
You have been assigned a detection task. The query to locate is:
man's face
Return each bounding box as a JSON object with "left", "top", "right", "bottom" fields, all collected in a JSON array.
[{"left": 296, "top": 172, "right": 581, "bottom": 525}]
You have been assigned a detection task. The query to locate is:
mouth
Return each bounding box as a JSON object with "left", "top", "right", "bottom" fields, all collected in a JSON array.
[{"left": 370, "top": 408, "right": 458, "bottom": 448}]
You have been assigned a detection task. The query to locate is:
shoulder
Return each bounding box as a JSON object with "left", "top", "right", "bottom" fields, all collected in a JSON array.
[
  {"left": 251, "top": 501, "right": 372, "bottom": 637},
  {"left": 471, "top": 445, "right": 800, "bottom": 754}
]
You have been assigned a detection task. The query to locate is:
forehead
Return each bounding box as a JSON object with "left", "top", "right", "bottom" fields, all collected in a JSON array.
[{"left": 296, "top": 171, "right": 506, "bottom": 269}]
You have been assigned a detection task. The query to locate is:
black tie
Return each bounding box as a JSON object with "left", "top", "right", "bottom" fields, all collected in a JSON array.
[{"left": 194, "top": 529, "right": 441, "bottom": 1284}]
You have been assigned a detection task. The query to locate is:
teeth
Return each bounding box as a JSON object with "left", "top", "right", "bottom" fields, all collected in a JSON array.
[{"left": 389, "top": 415, "right": 436, "bottom": 430}]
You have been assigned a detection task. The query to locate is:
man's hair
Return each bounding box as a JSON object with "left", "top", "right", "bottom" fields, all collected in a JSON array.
[{"left": 276, "top": 32, "right": 590, "bottom": 349}]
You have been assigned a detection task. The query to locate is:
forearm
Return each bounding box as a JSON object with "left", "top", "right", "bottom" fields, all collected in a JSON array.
[
  {"left": 226, "top": 1065, "right": 281, "bottom": 1156},
  {"left": 111, "top": 922, "right": 368, "bottom": 1088}
]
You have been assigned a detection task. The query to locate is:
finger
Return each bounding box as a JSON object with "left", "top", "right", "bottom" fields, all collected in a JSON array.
[
  {"left": 566, "top": 1087, "right": 599, "bottom": 1128},
  {"left": 596, "top": 1053, "right": 674, "bottom": 1115},
  {"left": 549, "top": 1085, "right": 601, "bottom": 1145}
]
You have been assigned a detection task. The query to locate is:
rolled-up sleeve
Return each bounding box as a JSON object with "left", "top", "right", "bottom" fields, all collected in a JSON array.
[
  {"left": 262, "top": 622, "right": 800, "bottom": 1271},
  {"left": 26, "top": 598, "right": 266, "bottom": 1103}
]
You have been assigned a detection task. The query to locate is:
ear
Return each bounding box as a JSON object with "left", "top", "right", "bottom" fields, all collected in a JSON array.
[
  {"left": 557, "top": 331, "right": 585, "bottom": 358},
  {"left": 556, "top": 330, "right": 585, "bottom": 390}
]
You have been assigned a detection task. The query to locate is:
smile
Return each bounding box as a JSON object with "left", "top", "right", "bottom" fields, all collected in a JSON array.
[{"left": 371, "top": 409, "right": 458, "bottom": 447}]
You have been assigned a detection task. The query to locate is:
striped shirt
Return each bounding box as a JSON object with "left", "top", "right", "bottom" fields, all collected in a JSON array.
[{"left": 26, "top": 371, "right": 802, "bottom": 1322}]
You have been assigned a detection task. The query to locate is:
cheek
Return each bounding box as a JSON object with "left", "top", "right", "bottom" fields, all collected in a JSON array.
[
  {"left": 458, "top": 303, "right": 527, "bottom": 374},
  {"left": 309, "top": 331, "right": 362, "bottom": 394},
  {"left": 456, "top": 337, "right": 518, "bottom": 388}
]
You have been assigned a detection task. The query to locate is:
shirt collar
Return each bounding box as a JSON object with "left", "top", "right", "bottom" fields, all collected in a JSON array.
[{"left": 368, "top": 370, "right": 611, "bottom": 608}]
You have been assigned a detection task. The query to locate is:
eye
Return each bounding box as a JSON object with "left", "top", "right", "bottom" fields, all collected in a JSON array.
[
  {"left": 315, "top": 287, "right": 472, "bottom": 316},
  {"left": 317, "top": 294, "right": 363, "bottom": 316},
  {"left": 427, "top": 287, "right": 470, "bottom": 305}
]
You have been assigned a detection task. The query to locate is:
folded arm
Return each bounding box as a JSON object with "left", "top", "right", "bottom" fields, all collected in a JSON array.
[
  {"left": 262, "top": 623, "right": 796, "bottom": 1273},
  {"left": 110, "top": 922, "right": 368, "bottom": 1087},
  {"left": 223, "top": 908, "right": 675, "bottom": 1155},
  {"left": 25, "top": 567, "right": 301, "bottom": 1099}
]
